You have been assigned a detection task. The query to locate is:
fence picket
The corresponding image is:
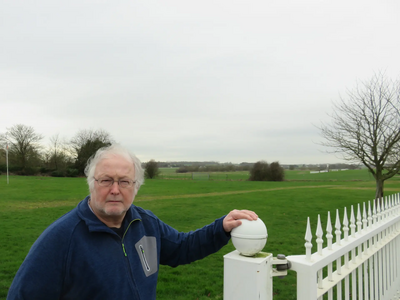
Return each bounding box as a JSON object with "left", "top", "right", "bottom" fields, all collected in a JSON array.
[
  {"left": 305, "top": 217, "right": 312, "bottom": 261},
  {"left": 337, "top": 280, "right": 342, "bottom": 300},
  {"left": 368, "top": 201, "right": 373, "bottom": 227},
  {"left": 335, "top": 209, "right": 342, "bottom": 246},
  {"left": 343, "top": 207, "right": 349, "bottom": 242},
  {"left": 327, "top": 212, "right": 333, "bottom": 250},
  {"left": 316, "top": 214, "right": 323, "bottom": 256}
]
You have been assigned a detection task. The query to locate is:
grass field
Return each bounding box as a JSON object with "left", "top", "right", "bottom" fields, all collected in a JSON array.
[
  {"left": 158, "top": 167, "right": 377, "bottom": 182},
  {"left": 1, "top": 169, "right": 399, "bottom": 299}
]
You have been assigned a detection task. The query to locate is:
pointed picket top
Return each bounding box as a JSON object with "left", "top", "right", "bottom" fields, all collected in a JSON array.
[
  {"left": 356, "top": 204, "right": 362, "bottom": 233},
  {"left": 343, "top": 207, "right": 349, "bottom": 241},
  {"left": 392, "top": 194, "right": 397, "bottom": 215},
  {"left": 316, "top": 215, "right": 323, "bottom": 255},
  {"left": 326, "top": 212, "right": 333, "bottom": 250},
  {"left": 377, "top": 198, "right": 382, "bottom": 222},
  {"left": 334, "top": 209, "right": 341, "bottom": 246},
  {"left": 305, "top": 217, "right": 313, "bottom": 260},
  {"left": 373, "top": 199, "right": 378, "bottom": 225},
  {"left": 390, "top": 194, "right": 394, "bottom": 213},
  {"left": 367, "top": 201, "right": 373, "bottom": 227},
  {"left": 384, "top": 197, "right": 389, "bottom": 218},
  {"left": 350, "top": 205, "right": 356, "bottom": 238},
  {"left": 362, "top": 202, "right": 368, "bottom": 230}
]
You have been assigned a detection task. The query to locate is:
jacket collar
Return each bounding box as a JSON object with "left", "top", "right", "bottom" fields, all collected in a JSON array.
[{"left": 77, "top": 196, "right": 142, "bottom": 232}]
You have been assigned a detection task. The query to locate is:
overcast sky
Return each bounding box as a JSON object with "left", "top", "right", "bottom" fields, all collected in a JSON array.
[{"left": 1, "top": 0, "right": 399, "bottom": 164}]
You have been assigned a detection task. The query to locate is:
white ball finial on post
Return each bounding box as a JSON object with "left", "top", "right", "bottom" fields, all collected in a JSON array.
[{"left": 230, "top": 218, "right": 268, "bottom": 256}]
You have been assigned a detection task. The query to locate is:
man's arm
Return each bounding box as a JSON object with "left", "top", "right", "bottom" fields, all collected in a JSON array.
[
  {"left": 159, "top": 209, "right": 257, "bottom": 267},
  {"left": 7, "top": 224, "right": 69, "bottom": 300}
]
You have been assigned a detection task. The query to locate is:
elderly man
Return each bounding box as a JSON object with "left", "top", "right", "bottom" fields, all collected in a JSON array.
[{"left": 7, "top": 144, "right": 257, "bottom": 300}]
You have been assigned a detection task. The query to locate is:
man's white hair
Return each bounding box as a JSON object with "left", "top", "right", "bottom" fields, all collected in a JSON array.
[{"left": 84, "top": 144, "right": 144, "bottom": 192}]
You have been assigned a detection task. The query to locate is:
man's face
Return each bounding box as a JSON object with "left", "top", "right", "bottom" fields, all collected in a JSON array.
[{"left": 90, "top": 155, "right": 137, "bottom": 226}]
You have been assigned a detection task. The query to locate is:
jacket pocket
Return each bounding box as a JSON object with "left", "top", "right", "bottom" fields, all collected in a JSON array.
[{"left": 135, "top": 236, "right": 158, "bottom": 277}]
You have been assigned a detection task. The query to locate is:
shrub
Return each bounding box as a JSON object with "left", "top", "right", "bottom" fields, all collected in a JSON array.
[
  {"left": 249, "top": 161, "right": 284, "bottom": 181},
  {"left": 51, "top": 170, "right": 65, "bottom": 177},
  {"left": 176, "top": 166, "right": 189, "bottom": 173},
  {"left": 66, "top": 168, "right": 79, "bottom": 177},
  {"left": 17, "top": 167, "right": 38, "bottom": 176},
  {"left": 145, "top": 159, "right": 160, "bottom": 179},
  {"left": 269, "top": 162, "right": 285, "bottom": 181},
  {"left": 39, "top": 167, "right": 50, "bottom": 174}
]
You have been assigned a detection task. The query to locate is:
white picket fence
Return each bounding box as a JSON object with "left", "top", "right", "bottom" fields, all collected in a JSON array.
[
  {"left": 287, "top": 193, "right": 400, "bottom": 300},
  {"left": 223, "top": 193, "right": 400, "bottom": 300}
]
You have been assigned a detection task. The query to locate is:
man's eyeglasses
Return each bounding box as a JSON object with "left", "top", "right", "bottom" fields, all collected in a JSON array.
[{"left": 94, "top": 177, "right": 136, "bottom": 188}]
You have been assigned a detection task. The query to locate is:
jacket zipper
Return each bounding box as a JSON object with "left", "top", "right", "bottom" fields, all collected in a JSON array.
[
  {"left": 120, "top": 218, "right": 141, "bottom": 299},
  {"left": 121, "top": 219, "right": 141, "bottom": 256}
]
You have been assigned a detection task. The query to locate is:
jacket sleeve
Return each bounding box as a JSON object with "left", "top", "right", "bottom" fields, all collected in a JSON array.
[
  {"left": 7, "top": 223, "right": 70, "bottom": 300},
  {"left": 159, "top": 216, "right": 231, "bottom": 267}
]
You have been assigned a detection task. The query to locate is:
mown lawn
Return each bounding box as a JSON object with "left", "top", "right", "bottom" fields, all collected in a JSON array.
[{"left": 1, "top": 172, "right": 399, "bottom": 299}]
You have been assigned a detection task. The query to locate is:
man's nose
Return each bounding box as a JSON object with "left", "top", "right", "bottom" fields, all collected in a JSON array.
[{"left": 110, "top": 181, "right": 120, "bottom": 193}]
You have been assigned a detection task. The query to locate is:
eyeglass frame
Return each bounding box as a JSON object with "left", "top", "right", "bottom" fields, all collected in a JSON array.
[{"left": 93, "top": 177, "right": 136, "bottom": 189}]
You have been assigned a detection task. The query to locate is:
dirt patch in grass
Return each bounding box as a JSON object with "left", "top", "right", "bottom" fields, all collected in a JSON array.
[
  {"left": 2, "top": 200, "right": 80, "bottom": 211},
  {"left": 135, "top": 185, "right": 341, "bottom": 202}
]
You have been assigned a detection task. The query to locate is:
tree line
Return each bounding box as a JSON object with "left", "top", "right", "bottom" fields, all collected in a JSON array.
[
  {"left": 144, "top": 159, "right": 285, "bottom": 181},
  {"left": 0, "top": 125, "right": 113, "bottom": 177},
  {"left": 175, "top": 164, "right": 251, "bottom": 173}
]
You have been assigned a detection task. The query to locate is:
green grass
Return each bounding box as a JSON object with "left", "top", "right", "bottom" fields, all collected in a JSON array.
[{"left": 1, "top": 172, "right": 400, "bottom": 299}]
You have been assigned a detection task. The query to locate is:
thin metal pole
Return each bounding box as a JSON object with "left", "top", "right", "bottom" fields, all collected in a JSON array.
[
  {"left": 6, "top": 142, "right": 9, "bottom": 184},
  {"left": 5, "top": 133, "right": 9, "bottom": 185}
]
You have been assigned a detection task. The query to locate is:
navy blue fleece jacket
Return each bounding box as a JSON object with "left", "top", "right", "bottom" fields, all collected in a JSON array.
[{"left": 7, "top": 196, "right": 230, "bottom": 300}]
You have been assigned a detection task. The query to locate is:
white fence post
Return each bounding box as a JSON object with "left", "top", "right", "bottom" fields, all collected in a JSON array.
[{"left": 223, "top": 251, "right": 273, "bottom": 300}]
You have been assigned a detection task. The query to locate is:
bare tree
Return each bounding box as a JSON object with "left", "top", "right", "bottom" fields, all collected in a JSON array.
[
  {"left": 70, "top": 129, "right": 113, "bottom": 175},
  {"left": 319, "top": 73, "right": 400, "bottom": 200},
  {"left": 0, "top": 124, "right": 43, "bottom": 172},
  {"left": 45, "top": 134, "right": 72, "bottom": 171}
]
